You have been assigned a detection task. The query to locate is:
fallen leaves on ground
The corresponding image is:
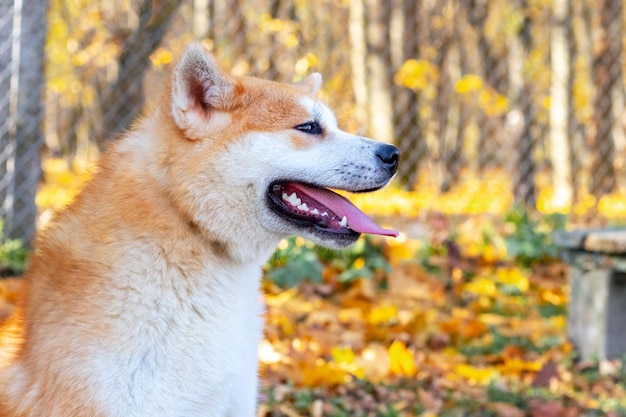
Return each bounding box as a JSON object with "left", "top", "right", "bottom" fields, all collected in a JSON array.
[{"left": 258, "top": 239, "right": 626, "bottom": 416}]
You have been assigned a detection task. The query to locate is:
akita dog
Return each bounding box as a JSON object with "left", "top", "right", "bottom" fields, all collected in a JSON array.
[{"left": 0, "top": 44, "right": 399, "bottom": 416}]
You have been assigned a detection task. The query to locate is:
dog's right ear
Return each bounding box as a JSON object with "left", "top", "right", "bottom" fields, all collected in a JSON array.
[
  {"left": 294, "top": 73, "right": 322, "bottom": 97},
  {"left": 171, "top": 44, "right": 237, "bottom": 140}
]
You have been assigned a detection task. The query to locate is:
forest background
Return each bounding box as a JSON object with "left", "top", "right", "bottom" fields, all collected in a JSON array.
[{"left": 1, "top": 0, "right": 626, "bottom": 415}]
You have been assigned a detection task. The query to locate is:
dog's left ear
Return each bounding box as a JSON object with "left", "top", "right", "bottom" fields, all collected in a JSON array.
[
  {"left": 294, "top": 73, "right": 322, "bottom": 97},
  {"left": 171, "top": 43, "right": 239, "bottom": 140}
]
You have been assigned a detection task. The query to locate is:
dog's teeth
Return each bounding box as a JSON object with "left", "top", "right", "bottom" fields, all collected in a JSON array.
[
  {"left": 297, "top": 203, "right": 309, "bottom": 211},
  {"left": 321, "top": 212, "right": 329, "bottom": 217},
  {"left": 293, "top": 195, "right": 302, "bottom": 206},
  {"left": 282, "top": 192, "right": 289, "bottom": 201},
  {"left": 311, "top": 208, "right": 319, "bottom": 215},
  {"left": 286, "top": 192, "right": 298, "bottom": 206},
  {"left": 339, "top": 216, "right": 348, "bottom": 227}
]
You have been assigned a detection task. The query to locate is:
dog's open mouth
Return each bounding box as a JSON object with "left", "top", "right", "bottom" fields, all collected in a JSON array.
[{"left": 268, "top": 181, "right": 398, "bottom": 237}]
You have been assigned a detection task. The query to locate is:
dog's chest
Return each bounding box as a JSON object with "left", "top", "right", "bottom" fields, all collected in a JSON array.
[{"left": 95, "top": 262, "right": 265, "bottom": 415}]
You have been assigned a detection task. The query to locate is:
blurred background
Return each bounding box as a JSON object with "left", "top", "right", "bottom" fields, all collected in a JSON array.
[{"left": 1, "top": 0, "right": 625, "bottom": 244}]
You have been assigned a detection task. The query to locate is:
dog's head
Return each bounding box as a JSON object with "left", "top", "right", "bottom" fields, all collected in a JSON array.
[{"left": 165, "top": 44, "right": 398, "bottom": 261}]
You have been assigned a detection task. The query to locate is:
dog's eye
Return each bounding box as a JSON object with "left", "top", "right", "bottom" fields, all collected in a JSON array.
[{"left": 294, "top": 121, "right": 322, "bottom": 135}]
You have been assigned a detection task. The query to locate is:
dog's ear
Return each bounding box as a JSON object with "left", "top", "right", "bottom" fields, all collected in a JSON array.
[
  {"left": 294, "top": 73, "right": 322, "bottom": 97},
  {"left": 171, "top": 43, "right": 238, "bottom": 139}
]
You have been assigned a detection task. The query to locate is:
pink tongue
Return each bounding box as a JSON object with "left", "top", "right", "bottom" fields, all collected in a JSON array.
[{"left": 290, "top": 183, "right": 399, "bottom": 237}]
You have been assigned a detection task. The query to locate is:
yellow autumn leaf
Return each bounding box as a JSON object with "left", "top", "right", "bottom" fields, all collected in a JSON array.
[
  {"left": 394, "top": 59, "right": 439, "bottom": 91},
  {"left": 496, "top": 268, "right": 529, "bottom": 293},
  {"left": 367, "top": 305, "right": 397, "bottom": 325},
  {"left": 331, "top": 346, "right": 355, "bottom": 365},
  {"left": 463, "top": 277, "right": 497, "bottom": 297},
  {"left": 265, "top": 287, "right": 299, "bottom": 306},
  {"left": 71, "top": 50, "right": 90, "bottom": 67},
  {"left": 478, "top": 89, "right": 509, "bottom": 116},
  {"left": 283, "top": 33, "right": 299, "bottom": 48},
  {"left": 598, "top": 193, "right": 626, "bottom": 218},
  {"left": 497, "top": 357, "right": 543, "bottom": 375},
  {"left": 439, "top": 313, "right": 489, "bottom": 341},
  {"left": 150, "top": 48, "right": 173, "bottom": 67},
  {"left": 42, "top": 158, "right": 70, "bottom": 175},
  {"left": 482, "top": 244, "right": 506, "bottom": 264},
  {"left": 464, "top": 241, "right": 482, "bottom": 258},
  {"left": 540, "top": 288, "right": 567, "bottom": 306},
  {"left": 48, "top": 76, "right": 68, "bottom": 94},
  {"left": 269, "top": 314, "right": 295, "bottom": 336},
  {"left": 352, "top": 257, "right": 365, "bottom": 270},
  {"left": 586, "top": 398, "right": 600, "bottom": 409},
  {"left": 573, "top": 192, "right": 597, "bottom": 216},
  {"left": 260, "top": 13, "right": 294, "bottom": 34},
  {"left": 388, "top": 341, "right": 417, "bottom": 377},
  {"left": 35, "top": 186, "right": 74, "bottom": 210},
  {"left": 454, "top": 364, "right": 497, "bottom": 385},
  {"left": 548, "top": 315, "right": 566, "bottom": 330},
  {"left": 455, "top": 74, "right": 483, "bottom": 94},
  {"left": 331, "top": 346, "right": 365, "bottom": 379},
  {"left": 386, "top": 233, "right": 421, "bottom": 264},
  {"left": 295, "top": 53, "right": 318, "bottom": 75},
  {"left": 48, "top": 17, "right": 69, "bottom": 41},
  {"left": 300, "top": 359, "right": 349, "bottom": 386}
]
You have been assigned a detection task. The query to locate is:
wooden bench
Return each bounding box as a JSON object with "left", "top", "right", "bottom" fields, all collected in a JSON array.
[{"left": 554, "top": 229, "right": 626, "bottom": 361}]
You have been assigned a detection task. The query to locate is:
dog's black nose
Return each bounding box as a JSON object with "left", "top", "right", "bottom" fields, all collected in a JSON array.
[{"left": 376, "top": 144, "right": 400, "bottom": 175}]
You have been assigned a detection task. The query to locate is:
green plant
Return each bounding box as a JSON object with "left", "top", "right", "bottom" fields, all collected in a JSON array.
[
  {"left": 504, "top": 206, "right": 566, "bottom": 267},
  {"left": 416, "top": 238, "right": 452, "bottom": 276},
  {"left": 265, "top": 237, "right": 324, "bottom": 288},
  {"left": 265, "top": 236, "right": 391, "bottom": 288},
  {"left": 293, "top": 389, "right": 316, "bottom": 410},
  {"left": 486, "top": 382, "right": 527, "bottom": 409},
  {"left": 320, "top": 236, "right": 390, "bottom": 283},
  {"left": 0, "top": 220, "right": 29, "bottom": 275},
  {"left": 461, "top": 326, "right": 560, "bottom": 357}
]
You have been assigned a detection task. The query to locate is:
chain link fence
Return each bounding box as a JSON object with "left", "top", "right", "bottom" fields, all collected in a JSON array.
[
  {"left": 0, "top": 0, "right": 46, "bottom": 245},
  {"left": 1, "top": 0, "right": 625, "bottom": 244}
]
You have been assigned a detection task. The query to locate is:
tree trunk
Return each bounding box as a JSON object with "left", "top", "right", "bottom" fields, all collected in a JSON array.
[
  {"left": 569, "top": 0, "right": 592, "bottom": 199},
  {"left": 463, "top": 0, "right": 506, "bottom": 171},
  {"left": 349, "top": 0, "right": 368, "bottom": 133},
  {"left": 441, "top": 2, "right": 469, "bottom": 193},
  {"left": 507, "top": 0, "right": 536, "bottom": 208},
  {"left": 589, "top": 0, "right": 621, "bottom": 198},
  {"left": 265, "top": 0, "right": 294, "bottom": 81},
  {"left": 549, "top": 0, "right": 573, "bottom": 209},
  {"left": 227, "top": 0, "right": 247, "bottom": 63},
  {"left": 193, "top": 0, "right": 210, "bottom": 40},
  {"left": 365, "top": 0, "right": 393, "bottom": 143},
  {"left": 393, "top": 0, "right": 424, "bottom": 188}
]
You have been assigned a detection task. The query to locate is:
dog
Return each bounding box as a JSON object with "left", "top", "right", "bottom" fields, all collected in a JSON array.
[{"left": 0, "top": 43, "right": 399, "bottom": 417}]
